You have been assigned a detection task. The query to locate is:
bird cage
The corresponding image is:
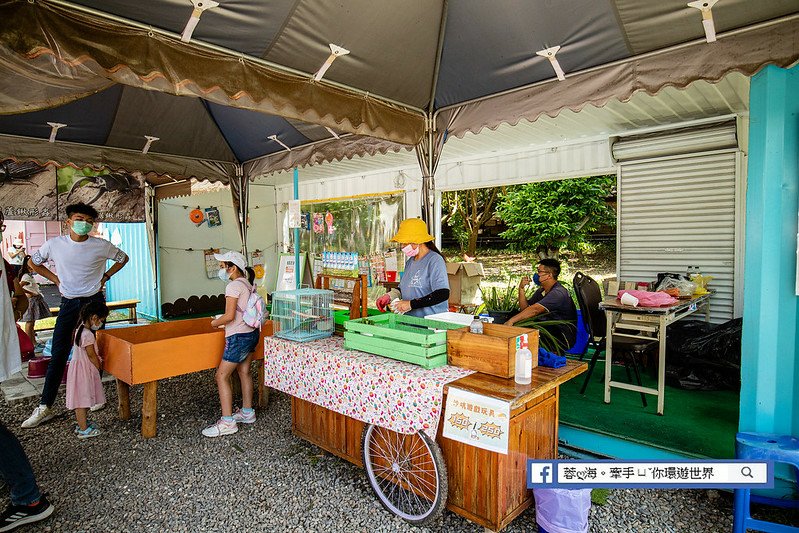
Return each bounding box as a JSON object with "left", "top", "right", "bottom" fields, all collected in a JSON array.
[{"left": 271, "top": 288, "right": 334, "bottom": 342}]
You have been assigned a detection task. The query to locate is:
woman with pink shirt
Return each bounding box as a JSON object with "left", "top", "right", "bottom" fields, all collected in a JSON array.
[{"left": 202, "top": 251, "right": 258, "bottom": 438}]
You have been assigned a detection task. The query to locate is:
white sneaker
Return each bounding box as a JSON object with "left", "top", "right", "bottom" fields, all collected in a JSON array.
[
  {"left": 21, "top": 405, "right": 55, "bottom": 429},
  {"left": 201, "top": 418, "right": 238, "bottom": 438},
  {"left": 232, "top": 408, "right": 256, "bottom": 424},
  {"left": 90, "top": 403, "right": 106, "bottom": 412}
]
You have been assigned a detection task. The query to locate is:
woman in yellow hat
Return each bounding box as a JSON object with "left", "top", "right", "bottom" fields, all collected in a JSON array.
[{"left": 376, "top": 218, "right": 450, "bottom": 318}]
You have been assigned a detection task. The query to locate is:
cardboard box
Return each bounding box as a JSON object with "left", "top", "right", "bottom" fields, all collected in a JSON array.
[
  {"left": 447, "top": 323, "right": 538, "bottom": 378},
  {"left": 446, "top": 262, "right": 485, "bottom": 306}
]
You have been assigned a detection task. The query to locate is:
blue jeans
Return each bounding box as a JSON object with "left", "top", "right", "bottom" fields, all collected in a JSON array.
[
  {"left": 40, "top": 292, "right": 105, "bottom": 407},
  {"left": 0, "top": 419, "right": 41, "bottom": 505}
]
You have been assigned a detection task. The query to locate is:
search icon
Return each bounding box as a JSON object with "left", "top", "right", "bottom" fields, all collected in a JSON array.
[{"left": 741, "top": 466, "right": 754, "bottom": 478}]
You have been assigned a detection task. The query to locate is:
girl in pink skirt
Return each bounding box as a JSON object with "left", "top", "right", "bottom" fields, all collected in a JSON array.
[{"left": 66, "top": 301, "right": 109, "bottom": 439}]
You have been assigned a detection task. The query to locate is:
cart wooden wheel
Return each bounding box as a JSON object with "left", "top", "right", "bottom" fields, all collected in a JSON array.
[{"left": 361, "top": 424, "right": 447, "bottom": 526}]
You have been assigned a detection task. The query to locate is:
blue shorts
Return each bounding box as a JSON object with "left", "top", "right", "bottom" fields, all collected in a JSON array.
[{"left": 222, "top": 329, "right": 259, "bottom": 363}]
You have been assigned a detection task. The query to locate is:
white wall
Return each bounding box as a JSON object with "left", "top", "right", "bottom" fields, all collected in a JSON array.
[{"left": 157, "top": 189, "right": 242, "bottom": 304}]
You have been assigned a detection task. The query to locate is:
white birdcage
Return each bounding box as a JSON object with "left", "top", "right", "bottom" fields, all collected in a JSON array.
[{"left": 271, "top": 288, "right": 334, "bottom": 342}]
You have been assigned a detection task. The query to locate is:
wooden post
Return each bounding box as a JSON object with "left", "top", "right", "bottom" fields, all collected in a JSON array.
[
  {"left": 141, "top": 381, "right": 158, "bottom": 438},
  {"left": 257, "top": 362, "right": 269, "bottom": 408},
  {"left": 116, "top": 379, "right": 130, "bottom": 420}
]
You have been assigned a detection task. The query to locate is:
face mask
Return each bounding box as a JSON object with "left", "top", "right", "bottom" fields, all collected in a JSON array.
[
  {"left": 217, "top": 268, "right": 230, "bottom": 282},
  {"left": 90, "top": 323, "right": 102, "bottom": 331},
  {"left": 72, "top": 220, "right": 93, "bottom": 236},
  {"left": 401, "top": 244, "right": 419, "bottom": 258},
  {"left": 533, "top": 273, "right": 541, "bottom": 286}
]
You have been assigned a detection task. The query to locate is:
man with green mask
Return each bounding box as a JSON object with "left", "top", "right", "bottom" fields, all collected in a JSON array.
[{"left": 22, "top": 203, "right": 129, "bottom": 429}]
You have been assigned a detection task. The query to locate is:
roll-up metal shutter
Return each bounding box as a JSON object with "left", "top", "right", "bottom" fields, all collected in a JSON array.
[
  {"left": 612, "top": 121, "right": 737, "bottom": 162},
  {"left": 616, "top": 123, "right": 742, "bottom": 323}
]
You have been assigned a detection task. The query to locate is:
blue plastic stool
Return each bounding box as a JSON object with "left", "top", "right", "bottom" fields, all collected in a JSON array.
[{"left": 733, "top": 432, "right": 799, "bottom": 533}]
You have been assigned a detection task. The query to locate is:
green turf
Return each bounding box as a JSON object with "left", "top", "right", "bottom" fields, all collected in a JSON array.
[{"left": 559, "top": 358, "right": 739, "bottom": 458}]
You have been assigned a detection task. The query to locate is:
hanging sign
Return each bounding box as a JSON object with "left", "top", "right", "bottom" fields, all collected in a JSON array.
[
  {"left": 251, "top": 250, "right": 265, "bottom": 279},
  {"left": 288, "top": 200, "right": 301, "bottom": 229},
  {"left": 204, "top": 248, "right": 220, "bottom": 279},
  {"left": 325, "top": 211, "right": 334, "bottom": 235},
  {"left": 443, "top": 387, "right": 511, "bottom": 455},
  {"left": 312, "top": 213, "right": 324, "bottom": 234}
]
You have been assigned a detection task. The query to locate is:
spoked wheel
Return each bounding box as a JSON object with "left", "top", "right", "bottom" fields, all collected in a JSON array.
[{"left": 361, "top": 424, "right": 447, "bottom": 526}]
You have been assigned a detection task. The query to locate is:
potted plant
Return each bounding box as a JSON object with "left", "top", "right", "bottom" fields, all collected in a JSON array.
[{"left": 478, "top": 283, "right": 519, "bottom": 324}]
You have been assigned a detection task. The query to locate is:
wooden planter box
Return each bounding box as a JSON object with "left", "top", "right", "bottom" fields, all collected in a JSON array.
[
  {"left": 447, "top": 323, "right": 538, "bottom": 378},
  {"left": 344, "top": 314, "right": 464, "bottom": 369},
  {"left": 98, "top": 318, "right": 271, "bottom": 385},
  {"left": 97, "top": 318, "right": 273, "bottom": 438}
]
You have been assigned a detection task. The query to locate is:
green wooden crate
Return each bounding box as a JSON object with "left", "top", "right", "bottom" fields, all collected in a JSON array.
[{"left": 343, "top": 314, "right": 463, "bottom": 369}]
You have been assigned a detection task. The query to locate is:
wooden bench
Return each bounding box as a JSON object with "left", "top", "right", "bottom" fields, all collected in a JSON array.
[{"left": 49, "top": 299, "right": 140, "bottom": 324}]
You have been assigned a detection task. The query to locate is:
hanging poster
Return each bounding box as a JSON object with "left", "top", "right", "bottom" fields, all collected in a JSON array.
[
  {"left": 288, "top": 200, "right": 301, "bottom": 228},
  {"left": 251, "top": 250, "right": 265, "bottom": 280},
  {"left": 443, "top": 387, "right": 510, "bottom": 455},
  {"left": 0, "top": 162, "right": 145, "bottom": 221},
  {"left": 301, "top": 212, "right": 311, "bottom": 231},
  {"left": 204, "top": 248, "right": 221, "bottom": 279},
  {"left": 312, "top": 213, "right": 324, "bottom": 234},
  {"left": 205, "top": 207, "right": 222, "bottom": 227},
  {"left": 325, "top": 211, "right": 334, "bottom": 235}
]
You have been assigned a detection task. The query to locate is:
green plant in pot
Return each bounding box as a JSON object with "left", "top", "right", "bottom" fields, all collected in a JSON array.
[{"left": 478, "top": 282, "right": 519, "bottom": 324}]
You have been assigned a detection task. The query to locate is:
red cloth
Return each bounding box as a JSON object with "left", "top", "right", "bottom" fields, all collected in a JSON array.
[{"left": 617, "top": 289, "right": 678, "bottom": 307}]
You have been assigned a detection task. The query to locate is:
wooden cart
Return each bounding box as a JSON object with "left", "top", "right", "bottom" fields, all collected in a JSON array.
[{"left": 289, "top": 362, "right": 585, "bottom": 531}]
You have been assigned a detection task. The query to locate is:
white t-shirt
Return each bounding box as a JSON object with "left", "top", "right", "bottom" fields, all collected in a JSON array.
[
  {"left": 21, "top": 273, "right": 40, "bottom": 296},
  {"left": 32, "top": 236, "right": 126, "bottom": 299}
]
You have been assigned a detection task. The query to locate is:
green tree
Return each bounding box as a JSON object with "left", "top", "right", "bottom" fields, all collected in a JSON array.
[
  {"left": 495, "top": 175, "right": 616, "bottom": 258},
  {"left": 441, "top": 187, "right": 502, "bottom": 256}
]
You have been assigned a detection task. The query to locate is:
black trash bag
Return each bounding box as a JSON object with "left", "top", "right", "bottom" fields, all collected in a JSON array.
[{"left": 665, "top": 318, "right": 742, "bottom": 391}]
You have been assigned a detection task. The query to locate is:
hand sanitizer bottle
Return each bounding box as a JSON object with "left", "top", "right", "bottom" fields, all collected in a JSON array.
[{"left": 515, "top": 334, "right": 532, "bottom": 385}]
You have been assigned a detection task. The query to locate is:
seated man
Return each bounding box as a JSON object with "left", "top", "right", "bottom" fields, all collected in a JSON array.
[{"left": 506, "top": 258, "right": 577, "bottom": 353}]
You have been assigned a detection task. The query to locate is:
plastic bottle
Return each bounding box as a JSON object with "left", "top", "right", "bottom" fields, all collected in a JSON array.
[
  {"left": 469, "top": 316, "right": 483, "bottom": 334},
  {"left": 515, "top": 334, "right": 533, "bottom": 385}
]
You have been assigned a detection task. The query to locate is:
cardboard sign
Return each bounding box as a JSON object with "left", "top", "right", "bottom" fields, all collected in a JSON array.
[{"left": 443, "top": 387, "right": 510, "bottom": 455}]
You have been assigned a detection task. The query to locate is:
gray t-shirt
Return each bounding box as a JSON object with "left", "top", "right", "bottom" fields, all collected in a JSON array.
[{"left": 399, "top": 251, "right": 449, "bottom": 318}]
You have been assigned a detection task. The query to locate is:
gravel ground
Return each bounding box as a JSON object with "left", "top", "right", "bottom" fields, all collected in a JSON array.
[{"left": 2, "top": 370, "right": 797, "bottom": 532}]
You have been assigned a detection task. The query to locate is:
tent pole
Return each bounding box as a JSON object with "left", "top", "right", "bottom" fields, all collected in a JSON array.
[{"left": 293, "top": 167, "right": 300, "bottom": 290}]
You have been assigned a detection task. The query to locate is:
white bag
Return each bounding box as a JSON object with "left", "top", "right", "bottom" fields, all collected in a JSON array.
[{"left": 534, "top": 488, "right": 592, "bottom": 533}]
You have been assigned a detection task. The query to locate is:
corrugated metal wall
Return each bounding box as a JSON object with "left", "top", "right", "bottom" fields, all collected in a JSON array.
[
  {"left": 618, "top": 150, "right": 740, "bottom": 322},
  {"left": 103, "top": 222, "right": 159, "bottom": 319}
]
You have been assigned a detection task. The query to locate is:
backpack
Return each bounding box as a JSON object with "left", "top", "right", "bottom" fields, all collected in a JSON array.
[{"left": 235, "top": 279, "right": 268, "bottom": 328}]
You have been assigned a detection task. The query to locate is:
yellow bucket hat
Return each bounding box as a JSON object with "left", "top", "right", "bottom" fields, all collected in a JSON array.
[{"left": 391, "top": 218, "right": 435, "bottom": 244}]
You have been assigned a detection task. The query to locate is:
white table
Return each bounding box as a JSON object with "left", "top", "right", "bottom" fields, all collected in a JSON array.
[{"left": 600, "top": 293, "right": 712, "bottom": 415}]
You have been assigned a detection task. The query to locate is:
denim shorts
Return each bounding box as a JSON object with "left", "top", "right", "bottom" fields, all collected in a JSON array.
[{"left": 222, "top": 329, "right": 259, "bottom": 363}]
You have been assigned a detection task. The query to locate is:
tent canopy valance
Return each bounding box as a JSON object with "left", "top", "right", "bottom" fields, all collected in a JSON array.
[{"left": 0, "top": 0, "right": 797, "bottom": 180}]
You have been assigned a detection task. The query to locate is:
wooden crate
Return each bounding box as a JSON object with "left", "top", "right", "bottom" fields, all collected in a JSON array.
[
  {"left": 344, "top": 314, "right": 464, "bottom": 369},
  {"left": 446, "top": 323, "right": 538, "bottom": 378}
]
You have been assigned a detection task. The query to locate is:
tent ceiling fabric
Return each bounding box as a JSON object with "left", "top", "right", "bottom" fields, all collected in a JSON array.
[{"left": 0, "top": 0, "right": 797, "bottom": 178}]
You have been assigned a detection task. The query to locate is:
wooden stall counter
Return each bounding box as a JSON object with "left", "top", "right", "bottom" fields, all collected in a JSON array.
[
  {"left": 288, "top": 355, "right": 586, "bottom": 532},
  {"left": 98, "top": 318, "right": 272, "bottom": 438},
  {"left": 440, "top": 361, "right": 586, "bottom": 531}
]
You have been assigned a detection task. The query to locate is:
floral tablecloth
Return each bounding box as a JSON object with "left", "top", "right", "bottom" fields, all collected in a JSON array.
[{"left": 264, "top": 335, "right": 474, "bottom": 436}]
